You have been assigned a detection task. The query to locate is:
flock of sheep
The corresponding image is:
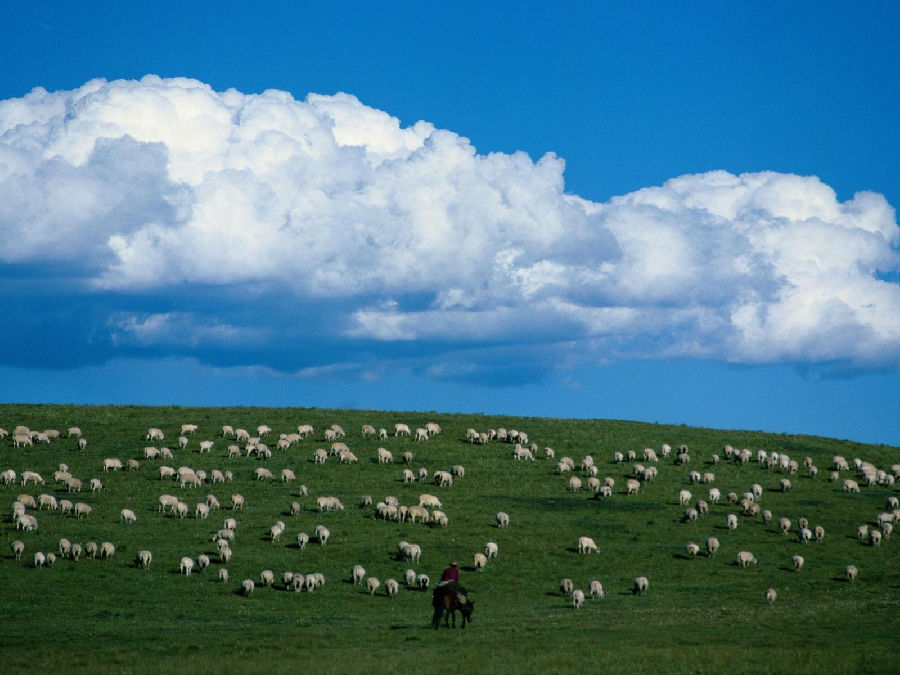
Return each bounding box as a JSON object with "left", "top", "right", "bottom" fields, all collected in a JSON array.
[{"left": 2, "top": 417, "right": 898, "bottom": 619}]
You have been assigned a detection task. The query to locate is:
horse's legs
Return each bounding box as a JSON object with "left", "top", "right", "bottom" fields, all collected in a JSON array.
[{"left": 432, "top": 607, "right": 443, "bottom": 629}]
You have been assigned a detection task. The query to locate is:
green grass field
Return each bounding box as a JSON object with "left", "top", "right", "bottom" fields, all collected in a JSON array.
[{"left": 1, "top": 403, "right": 898, "bottom": 675}]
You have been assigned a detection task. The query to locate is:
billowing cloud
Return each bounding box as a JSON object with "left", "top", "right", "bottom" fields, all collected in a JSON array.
[{"left": 0, "top": 75, "right": 897, "bottom": 380}]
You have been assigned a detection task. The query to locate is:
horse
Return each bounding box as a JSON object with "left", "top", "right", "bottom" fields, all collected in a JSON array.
[{"left": 431, "top": 582, "right": 474, "bottom": 629}]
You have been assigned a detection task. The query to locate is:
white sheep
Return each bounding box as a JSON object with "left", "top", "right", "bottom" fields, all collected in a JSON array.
[
  {"left": 792, "top": 555, "right": 804, "bottom": 571},
  {"left": 685, "top": 542, "right": 700, "bottom": 558},
  {"left": 254, "top": 467, "right": 273, "bottom": 481},
  {"left": 416, "top": 573, "right": 430, "bottom": 591},
  {"left": 496, "top": 511, "right": 510, "bottom": 528},
  {"left": 260, "top": 569, "right": 275, "bottom": 587},
  {"left": 74, "top": 502, "right": 93, "bottom": 519},
  {"left": 578, "top": 536, "right": 598, "bottom": 554},
  {"left": 779, "top": 517, "right": 791, "bottom": 535},
  {"left": 231, "top": 494, "right": 245, "bottom": 510},
  {"left": 419, "top": 493, "right": 443, "bottom": 509},
  {"left": 315, "top": 525, "right": 330, "bottom": 546},
  {"left": 180, "top": 556, "right": 195, "bottom": 576},
  {"left": 33, "top": 551, "right": 47, "bottom": 568},
  {"left": 572, "top": 589, "right": 585, "bottom": 609},
  {"left": 405, "top": 568, "right": 417, "bottom": 587},
  {"left": 589, "top": 580, "right": 606, "bottom": 599},
  {"left": 120, "top": 508, "right": 138, "bottom": 524},
  {"left": 633, "top": 576, "right": 649, "bottom": 595},
  {"left": 560, "top": 578, "right": 574, "bottom": 596},
  {"left": 11, "top": 540, "right": 24, "bottom": 560},
  {"left": 765, "top": 587, "right": 777, "bottom": 604},
  {"left": 706, "top": 537, "right": 720, "bottom": 557},
  {"left": 736, "top": 550, "right": 758, "bottom": 567},
  {"left": 366, "top": 577, "right": 381, "bottom": 595},
  {"left": 352, "top": 564, "right": 366, "bottom": 585},
  {"left": 846, "top": 564, "right": 858, "bottom": 581},
  {"left": 136, "top": 550, "right": 153, "bottom": 569},
  {"left": 485, "top": 541, "right": 499, "bottom": 560},
  {"left": 242, "top": 578, "right": 255, "bottom": 595},
  {"left": 474, "top": 552, "right": 488, "bottom": 571},
  {"left": 385, "top": 578, "right": 399, "bottom": 597},
  {"left": 726, "top": 513, "right": 738, "bottom": 530}
]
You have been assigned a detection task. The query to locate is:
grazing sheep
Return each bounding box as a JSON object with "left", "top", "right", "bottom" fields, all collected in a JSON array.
[
  {"left": 798, "top": 527, "right": 812, "bottom": 544},
  {"left": 685, "top": 542, "right": 700, "bottom": 558},
  {"left": 416, "top": 573, "right": 430, "bottom": 591},
  {"left": 625, "top": 479, "right": 641, "bottom": 495},
  {"left": 684, "top": 508, "right": 699, "bottom": 523},
  {"left": 474, "top": 552, "right": 488, "bottom": 571},
  {"left": 199, "top": 440, "right": 214, "bottom": 453},
  {"left": 568, "top": 476, "right": 582, "bottom": 492},
  {"left": 219, "top": 568, "right": 229, "bottom": 583},
  {"left": 385, "top": 578, "right": 399, "bottom": 597},
  {"left": 736, "top": 550, "right": 758, "bottom": 567},
  {"left": 33, "top": 551, "right": 47, "bottom": 568},
  {"left": 231, "top": 494, "right": 245, "bottom": 510},
  {"left": 419, "top": 493, "right": 443, "bottom": 509},
  {"left": 84, "top": 541, "right": 98, "bottom": 559},
  {"left": 765, "top": 587, "right": 777, "bottom": 604},
  {"left": 405, "top": 568, "right": 417, "bottom": 587},
  {"left": 589, "top": 580, "right": 605, "bottom": 599},
  {"left": 496, "top": 511, "right": 510, "bottom": 528},
  {"left": 11, "top": 540, "right": 24, "bottom": 560},
  {"left": 136, "top": 550, "right": 153, "bottom": 569},
  {"left": 869, "top": 529, "right": 882, "bottom": 547},
  {"left": 100, "top": 541, "right": 116, "bottom": 558},
  {"left": 780, "top": 479, "right": 791, "bottom": 493},
  {"left": 146, "top": 428, "right": 164, "bottom": 441},
  {"left": 21, "top": 471, "right": 45, "bottom": 486},
  {"left": 572, "top": 589, "right": 585, "bottom": 609},
  {"left": 779, "top": 517, "right": 791, "bottom": 535},
  {"left": 366, "top": 577, "right": 381, "bottom": 595},
  {"left": 352, "top": 564, "right": 366, "bottom": 585},
  {"left": 433, "top": 471, "right": 453, "bottom": 487},
  {"left": 485, "top": 541, "right": 499, "bottom": 560},
  {"left": 706, "top": 537, "right": 720, "bottom": 557},
  {"left": 578, "top": 536, "right": 598, "bottom": 554},
  {"left": 242, "top": 579, "right": 255, "bottom": 596},
  {"left": 315, "top": 525, "right": 330, "bottom": 546},
  {"left": 792, "top": 555, "right": 804, "bottom": 571},
  {"left": 843, "top": 478, "right": 859, "bottom": 493},
  {"left": 74, "top": 502, "right": 93, "bottom": 519},
  {"left": 846, "top": 564, "right": 858, "bottom": 581},
  {"left": 120, "top": 508, "right": 138, "bottom": 524},
  {"left": 254, "top": 467, "right": 273, "bottom": 481},
  {"left": 726, "top": 513, "right": 738, "bottom": 531},
  {"left": 560, "top": 578, "right": 574, "bottom": 596},
  {"left": 260, "top": 569, "right": 275, "bottom": 587},
  {"left": 633, "top": 576, "right": 650, "bottom": 595},
  {"left": 196, "top": 554, "right": 210, "bottom": 571},
  {"left": 180, "top": 556, "right": 195, "bottom": 576}
]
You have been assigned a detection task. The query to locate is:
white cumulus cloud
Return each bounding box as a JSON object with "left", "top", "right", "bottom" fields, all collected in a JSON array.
[{"left": 0, "top": 75, "right": 897, "bottom": 375}]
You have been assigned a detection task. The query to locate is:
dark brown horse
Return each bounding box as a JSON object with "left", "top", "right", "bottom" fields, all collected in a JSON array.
[{"left": 432, "top": 582, "right": 474, "bottom": 629}]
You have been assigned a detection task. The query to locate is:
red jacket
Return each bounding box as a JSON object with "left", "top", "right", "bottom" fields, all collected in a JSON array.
[{"left": 440, "top": 566, "right": 460, "bottom": 582}]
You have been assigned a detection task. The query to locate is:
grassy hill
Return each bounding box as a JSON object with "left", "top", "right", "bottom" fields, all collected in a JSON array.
[{"left": 1, "top": 403, "right": 898, "bottom": 675}]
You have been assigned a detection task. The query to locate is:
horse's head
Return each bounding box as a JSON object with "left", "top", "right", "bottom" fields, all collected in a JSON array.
[{"left": 460, "top": 599, "right": 474, "bottom": 622}]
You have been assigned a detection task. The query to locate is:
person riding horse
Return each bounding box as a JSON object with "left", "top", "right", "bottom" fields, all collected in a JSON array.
[{"left": 432, "top": 560, "right": 473, "bottom": 628}]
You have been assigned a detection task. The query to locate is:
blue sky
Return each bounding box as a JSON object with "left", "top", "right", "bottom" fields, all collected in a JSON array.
[{"left": 1, "top": 1, "right": 898, "bottom": 446}]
